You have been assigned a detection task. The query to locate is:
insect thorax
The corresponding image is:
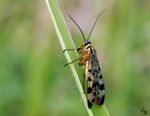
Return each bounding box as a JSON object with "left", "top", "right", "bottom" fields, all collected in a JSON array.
[{"left": 77, "top": 42, "right": 91, "bottom": 66}]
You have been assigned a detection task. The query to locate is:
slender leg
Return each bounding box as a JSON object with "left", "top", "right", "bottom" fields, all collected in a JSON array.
[
  {"left": 63, "top": 48, "right": 76, "bottom": 53},
  {"left": 64, "top": 59, "right": 78, "bottom": 66}
]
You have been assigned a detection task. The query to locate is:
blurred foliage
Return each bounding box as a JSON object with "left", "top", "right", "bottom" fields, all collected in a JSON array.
[{"left": 0, "top": 0, "right": 150, "bottom": 116}]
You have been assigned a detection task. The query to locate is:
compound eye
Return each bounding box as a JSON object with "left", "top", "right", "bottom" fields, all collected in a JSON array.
[
  {"left": 85, "top": 41, "right": 91, "bottom": 45},
  {"left": 88, "top": 41, "right": 91, "bottom": 44}
]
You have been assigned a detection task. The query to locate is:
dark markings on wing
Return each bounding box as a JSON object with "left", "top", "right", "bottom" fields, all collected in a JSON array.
[
  {"left": 90, "top": 48, "right": 105, "bottom": 106},
  {"left": 88, "top": 69, "right": 92, "bottom": 73},
  {"left": 99, "top": 83, "right": 105, "bottom": 90},
  {"left": 85, "top": 47, "right": 105, "bottom": 108},
  {"left": 87, "top": 87, "right": 92, "bottom": 93},
  {"left": 86, "top": 57, "right": 95, "bottom": 109},
  {"left": 88, "top": 77, "right": 92, "bottom": 81},
  {"left": 87, "top": 99, "right": 92, "bottom": 108},
  {"left": 99, "top": 74, "right": 102, "bottom": 79}
]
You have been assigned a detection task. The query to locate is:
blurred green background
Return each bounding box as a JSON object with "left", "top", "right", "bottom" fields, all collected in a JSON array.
[{"left": 0, "top": 0, "right": 150, "bottom": 116}]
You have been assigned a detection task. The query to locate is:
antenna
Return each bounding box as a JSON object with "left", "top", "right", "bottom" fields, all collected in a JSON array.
[
  {"left": 69, "top": 15, "right": 86, "bottom": 42},
  {"left": 87, "top": 9, "right": 105, "bottom": 41}
]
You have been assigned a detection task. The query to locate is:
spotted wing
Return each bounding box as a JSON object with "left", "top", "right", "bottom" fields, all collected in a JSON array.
[
  {"left": 90, "top": 48, "right": 105, "bottom": 106},
  {"left": 86, "top": 60, "right": 96, "bottom": 109}
]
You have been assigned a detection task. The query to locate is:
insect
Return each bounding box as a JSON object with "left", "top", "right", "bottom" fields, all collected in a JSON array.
[{"left": 63, "top": 10, "right": 105, "bottom": 109}]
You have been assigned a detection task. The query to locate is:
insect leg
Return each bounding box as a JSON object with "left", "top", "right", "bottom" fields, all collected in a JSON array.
[
  {"left": 64, "top": 59, "right": 78, "bottom": 66},
  {"left": 63, "top": 48, "right": 76, "bottom": 53}
]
